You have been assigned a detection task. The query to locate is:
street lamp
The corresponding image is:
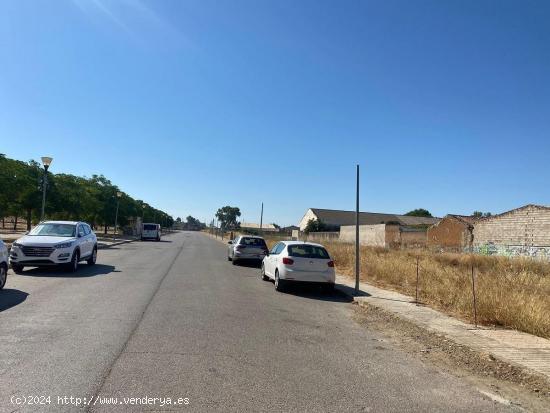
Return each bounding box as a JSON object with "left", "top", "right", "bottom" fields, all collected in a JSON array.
[
  {"left": 40, "top": 157, "right": 53, "bottom": 221},
  {"left": 114, "top": 191, "right": 122, "bottom": 241}
]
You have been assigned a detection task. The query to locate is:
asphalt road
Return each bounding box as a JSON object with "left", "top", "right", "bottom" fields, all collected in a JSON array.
[{"left": 0, "top": 231, "right": 518, "bottom": 412}]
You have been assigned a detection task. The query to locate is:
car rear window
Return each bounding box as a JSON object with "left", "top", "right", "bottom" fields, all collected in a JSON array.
[
  {"left": 143, "top": 224, "right": 157, "bottom": 230},
  {"left": 288, "top": 245, "right": 330, "bottom": 259},
  {"left": 240, "top": 237, "right": 267, "bottom": 247}
]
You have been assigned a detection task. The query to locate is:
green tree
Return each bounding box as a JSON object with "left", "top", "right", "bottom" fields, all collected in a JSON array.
[
  {"left": 16, "top": 160, "right": 43, "bottom": 230},
  {"left": 0, "top": 154, "right": 174, "bottom": 232},
  {"left": 405, "top": 208, "right": 433, "bottom": 217},
  {"left": 304, "top": 218, "right": 329, "bottom": 234},
  {"left": 184, "top": 215, "right": 205, "bottom": 230},
  {"left": 473, "top": 211, "right": 492, "bottom": 218},
  {"left": 215, "top": 206, "right": 241, "bottom": 230}
]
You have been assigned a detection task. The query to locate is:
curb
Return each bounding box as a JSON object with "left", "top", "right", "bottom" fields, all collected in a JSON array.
[
  {"left": 97, "top": 238, "right": 138, "bottom": 250},
  {"left": 334, "top": 280, "right": 364, "bottom": 301},
  {"left": 97, "top": 230, "right": 178, "bottom": 249},
  {"left": 334, "top": 275, "right": 550, "bottom": 384}
]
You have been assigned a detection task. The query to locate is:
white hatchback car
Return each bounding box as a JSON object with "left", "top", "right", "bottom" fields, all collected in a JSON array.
[
  {"left": 261, "top": 241, "right": 335, "bottom": 292},
  {"left": 0, "top": 237, "right": 8, "bottom": 289},
  {"left": 9, "top": 221, "right": 97, "bottom": 273}
]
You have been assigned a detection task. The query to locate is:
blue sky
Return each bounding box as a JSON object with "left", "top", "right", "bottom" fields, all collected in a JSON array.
[{"left": 1, "top": 0, "right": 549, "bottom": 226}]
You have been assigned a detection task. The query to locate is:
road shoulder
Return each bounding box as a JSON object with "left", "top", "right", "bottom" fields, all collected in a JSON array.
[{"left": 336, "top": 276, "right": 550, "bottom": 411}]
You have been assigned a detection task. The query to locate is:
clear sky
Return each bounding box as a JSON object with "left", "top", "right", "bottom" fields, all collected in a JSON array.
[{"left": 1, "top": 0, "right": 549, "bottom": 226}]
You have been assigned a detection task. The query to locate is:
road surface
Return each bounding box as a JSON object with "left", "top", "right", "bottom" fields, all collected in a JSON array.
[{"left": 0, "top": 231, "right": 518, "bottom": 412}]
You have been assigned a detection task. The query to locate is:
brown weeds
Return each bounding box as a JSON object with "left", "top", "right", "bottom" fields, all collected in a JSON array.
[{"left": 264, "top": 236, "right": 550, "bottom": 339}]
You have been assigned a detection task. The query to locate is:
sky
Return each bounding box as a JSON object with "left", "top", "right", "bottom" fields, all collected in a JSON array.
[{"left": 1, "top": 0, "right": 549, "bottom": 226}]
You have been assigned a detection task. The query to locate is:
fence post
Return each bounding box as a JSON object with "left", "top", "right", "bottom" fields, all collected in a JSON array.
[
  {"left": 415, "top": 256, "right": 420, "bottom": 305},
  {"left": 471, "top": 262, "right": 478, "bottom": 328}
]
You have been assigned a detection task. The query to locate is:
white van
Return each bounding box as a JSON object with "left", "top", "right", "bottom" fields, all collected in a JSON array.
[{"left": 142, "top": 223, "right": 161, "bottom": 241}]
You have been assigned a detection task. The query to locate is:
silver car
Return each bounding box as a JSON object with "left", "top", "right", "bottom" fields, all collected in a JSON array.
[
  {"left": 227, "top": 235, "right": 268, "bottom": 265},
  {"left": 0, "top": 237, "right": 8, "bottom": 289}
]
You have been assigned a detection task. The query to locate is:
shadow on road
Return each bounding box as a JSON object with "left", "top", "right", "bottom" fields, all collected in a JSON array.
[
  {"left": 334, "top": 283, "right": 371, "bottom": 298},
  {"left": 279, "top": 283, "right": 354, "bottom": 303},
  {"left": 233, "top": 259, "right": 262, "bottom": 268},
  {"left": 17, "top": 264, "right": 119, "bottom": 278},
  {"left": 140, "top": 240, "right": 173, "bottom": 243},
  {"left": 0, "top": 289, "right": 29, "bottom": 312}
]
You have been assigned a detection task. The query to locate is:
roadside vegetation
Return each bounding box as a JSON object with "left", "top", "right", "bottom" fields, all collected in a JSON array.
[
  {"left": 258, "top": 235, "right": 550, "bottom": 339},
  {"left": 0, "top": 154, "right": 173, "bottom": 232}
]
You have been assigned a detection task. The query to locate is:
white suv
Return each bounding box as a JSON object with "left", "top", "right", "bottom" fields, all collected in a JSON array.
[
  {"left": 9, "top": 221, "right": 97, "bottom": 273},
  {"left": 0, "top": 237, "right": 8, "bottom": 289}
]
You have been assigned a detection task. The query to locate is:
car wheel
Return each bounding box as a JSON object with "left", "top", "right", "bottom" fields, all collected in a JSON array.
[
  {"left": 87, "top": 247, "right": 97, "bottom": 265},
  {"left": 232, "top": 258, "right": 238, "bottom": 265},
  {"left": 227, "top": 256, "right": 232, "bottom": 261},
  {"left": 261, "top": 264, "right": 269, "bottom": 281},
  {"left": 0, "top": 264, "right": 7, "bottom": 289},
  {"left": 275, "top": 270, "right": 285, "bottom": 292},
  {"left": 67, "top": 250, "right": 80, "bottom": 273},
  {"left": 11, "top": 264, "right": 24, "bottom": 274}
]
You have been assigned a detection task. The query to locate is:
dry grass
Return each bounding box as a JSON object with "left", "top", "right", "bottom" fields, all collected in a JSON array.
[{"left": 263, "top": 236, "right": 550, "bottom": 339}]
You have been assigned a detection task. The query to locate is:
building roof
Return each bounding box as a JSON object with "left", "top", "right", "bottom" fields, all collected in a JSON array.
[
  {"left": 240, "top": 222, "right": 278, "bottom": 230},
  {"left": 446, "top": 214, "right": 480, "bottom": 225},
  {"left": 306, "top": 208, "right": 439, "bottom": 227},
  {"left": 476, "top": 204, "right": 550, "bottom": 222}
]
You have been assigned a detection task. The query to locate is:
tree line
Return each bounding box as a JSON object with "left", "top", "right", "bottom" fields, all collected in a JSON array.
[
  {"left": 175, "top": 216, "right": 207, "bottom": 231},
  {"left": 0, "top": 154, "right": 174, "bottom": 232}
]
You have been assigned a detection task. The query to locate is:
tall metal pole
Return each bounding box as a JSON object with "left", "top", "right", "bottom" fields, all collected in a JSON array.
[
  {"left": 39, "top": 157, "right": 53, "bottom": 222},
  {"left": 471, "top": 263, "right": 478, "bottom": 328},
  {"left": 260, "top": 202, "right": 264, "bottom": 234},
  {"left": 355, "top": 164, "right": 360, "bottom": 295},
  {"left": 40, "top": 170, "right": 48, "bottom": 221}
]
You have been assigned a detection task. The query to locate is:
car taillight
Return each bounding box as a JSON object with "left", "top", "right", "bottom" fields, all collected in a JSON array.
[
  {"left": 282, "top": 257, "right": 294, "bottom": 265},
  {"left": 327, "top": 260, "right": 335, "bottom": 267}
]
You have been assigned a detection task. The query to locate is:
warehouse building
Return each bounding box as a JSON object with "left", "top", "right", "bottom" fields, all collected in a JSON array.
[{"left": 298, "top": 208, "right": 439, "bottom": 231}]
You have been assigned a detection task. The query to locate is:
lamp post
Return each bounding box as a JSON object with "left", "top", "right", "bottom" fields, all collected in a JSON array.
[
  {"left": 40, "top": 157, "right": 53, "bottom": 221},
  {"left": 114, "top": 191, "right": 122, "bottom": 241}
]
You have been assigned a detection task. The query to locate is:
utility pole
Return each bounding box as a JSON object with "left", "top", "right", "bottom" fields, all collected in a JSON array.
[
  {"left": 355, "top": 164, "right": 360, "bottom": 295},
  {"left": 260, "top": 202, "right": 264, "bottom": 234}
]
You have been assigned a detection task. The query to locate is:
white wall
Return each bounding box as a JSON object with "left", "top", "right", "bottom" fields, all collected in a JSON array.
[
  {"left": 298, "top": 209, "right": 318, "bottom": 231},
  {"left": 339, "top": 224, "right": 386, "bottom": 247}
]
